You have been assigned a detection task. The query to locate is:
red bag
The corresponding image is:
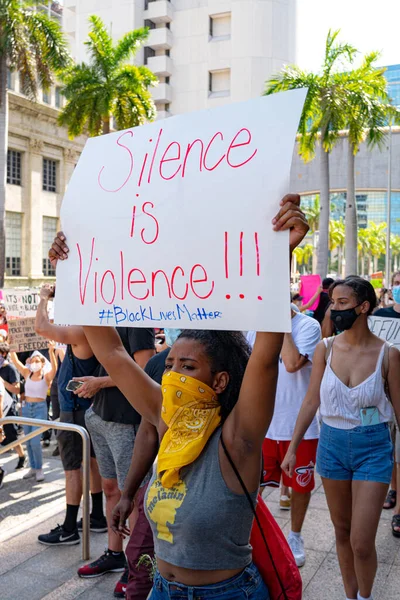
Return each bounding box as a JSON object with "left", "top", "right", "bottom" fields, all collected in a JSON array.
[{"left": 251, "top": 495, "right": 302, "bottom": 600}]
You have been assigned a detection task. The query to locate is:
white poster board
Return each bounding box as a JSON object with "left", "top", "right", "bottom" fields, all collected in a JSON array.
[
  {"left": 369, "top": 316, "right": 400, "bottom": 349},
  {"left": 55, "top": 90, "right": 307, "bottom": 331},
  {"left": 3, "top": 289, "right": 41, "bottom": 318}
]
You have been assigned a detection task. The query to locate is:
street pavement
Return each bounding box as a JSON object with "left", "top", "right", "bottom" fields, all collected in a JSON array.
[{"left": 1, "top": 440, "right": 400, "bottom": 600}]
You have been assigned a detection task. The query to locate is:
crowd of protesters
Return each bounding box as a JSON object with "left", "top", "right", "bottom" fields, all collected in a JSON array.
[{"left": 0, "top": 195, "right": 399, "bottom": 600}]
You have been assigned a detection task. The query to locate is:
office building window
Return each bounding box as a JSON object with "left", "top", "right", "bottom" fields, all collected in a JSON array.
[
  {"left": 43, "top": 88, "right": 50, "bottom": 104},
  {"left": 43, "top": 158, "right": 57, "bottom": 192},
  {"left": 5, "top": 212, "right": 22, "bottom": 276},
  {"left": 209, "top": 69, "right": 231, "bottom": 97},
  {"left": 55, "top": 86, "right": 63, "bottom": 108},
  {"left": 42, "top": 217, "right": 57, "bottom": 276},
  {"left": 7, "top": 150, "right": 22, "bottom": 186},
  {"left": 7, "top": 69, "right": 13, "bottom": 90},
  {"left": 209, "top": 13, "right": 231, "bottom": 40}
]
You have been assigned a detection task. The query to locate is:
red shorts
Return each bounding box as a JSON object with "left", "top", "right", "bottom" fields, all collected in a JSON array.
[{"left": 261, "top": 438, "right": 318, "bottom": 493}]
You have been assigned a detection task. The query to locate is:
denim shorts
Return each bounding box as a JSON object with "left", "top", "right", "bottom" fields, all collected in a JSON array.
[
  {"left": 317, "top": 422, "right": 393, "bottom": 484},
  {"left": 149, "top": 562, "right": 269, "bottom": 599}
]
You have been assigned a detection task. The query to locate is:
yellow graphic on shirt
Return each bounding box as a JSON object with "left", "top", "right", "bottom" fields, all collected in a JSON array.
[{"left": 146, "top": 477, "right": 187, "bottom": 543}]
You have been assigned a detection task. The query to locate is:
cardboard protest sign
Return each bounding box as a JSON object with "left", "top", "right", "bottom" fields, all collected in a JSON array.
[
  {"left": 369, "top": 316, "right": 400, "bottom": 349},
  {"left": 3, "top": 289, "right": 41, "bottom": 318},
  {"left": 8, "top": 318, "right": 49, "bottom": 353},
  {"left": 299, "top": 275, "right": 321, "bottom": 311},
  {"left": 55, "top": 90, "right": 307, "bottom": 331}
]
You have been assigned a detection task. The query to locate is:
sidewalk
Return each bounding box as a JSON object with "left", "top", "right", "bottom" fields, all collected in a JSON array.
[{"left": 1, "top": 443, "right": 400, "bottom": 599}]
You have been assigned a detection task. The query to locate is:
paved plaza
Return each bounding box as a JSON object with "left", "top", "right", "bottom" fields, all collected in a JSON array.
[{"left": 1, "top": 442, "right": 399, "bottom": 600}]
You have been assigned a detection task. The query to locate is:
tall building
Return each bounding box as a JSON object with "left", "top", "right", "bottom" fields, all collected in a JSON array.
[
  {"left": 385, "top": 64, "right": 400, "bottom": 108},
  {"left": 63, "top": 0, "right": 296, "bottom": 118}
]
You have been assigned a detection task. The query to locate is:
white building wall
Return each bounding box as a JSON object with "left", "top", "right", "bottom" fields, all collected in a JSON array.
[{"left": 64, "top": 0, "right": 296, "bottom": 116}]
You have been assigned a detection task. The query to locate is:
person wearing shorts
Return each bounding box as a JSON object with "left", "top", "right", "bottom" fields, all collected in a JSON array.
[
  {"left": 74, "top": 326, "right": 155, "bottom": 595},
  {"left": 35, "top": 285, "right": 106, "bottom": 547},
  {"left": 258, "top": 307, "right": 321, "bottom": 567}
]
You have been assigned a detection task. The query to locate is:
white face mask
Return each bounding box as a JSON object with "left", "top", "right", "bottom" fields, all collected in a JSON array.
[{"left": 30, "top": 363, "right": 42, "bottom": 373}]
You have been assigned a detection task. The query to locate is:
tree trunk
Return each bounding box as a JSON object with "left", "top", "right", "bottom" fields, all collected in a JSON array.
[
  {"left": 373, "top": 256, "right": 378, "bottom": 272},
  {"left": 345, "top": 142, "right": 358, "bottom": 276},
  {"left": 317, "top": 146, "right": 330, "bottom": 278},
  {"left": 0, "top": 54, "right": 8, "bottom": 288},
  {"left": 102, "top": 116, "right": 110, "bottom": 135}
]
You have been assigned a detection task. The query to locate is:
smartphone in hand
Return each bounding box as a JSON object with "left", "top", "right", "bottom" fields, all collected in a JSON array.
[{"left": 66, "top": 380, "right": 84, "bottom": 392}]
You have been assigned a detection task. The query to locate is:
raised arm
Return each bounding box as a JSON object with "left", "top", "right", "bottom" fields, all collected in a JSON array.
[
  {"left": 300, "top": 286, "right": 322, "bottom": 312},
  {"left": 35, "top": 285, "right": 89, "bottom": 348},
  {"left": 9, "top": 352, "right": 30, "bottom": 379},
  {"left": 281, "top": 341, "right": 326, "bottom": 476},
  {"left": 82, "top": 326, "right": 162, "bottom": 427},
  {"left": 45, "top": 342, "right": 58, "bottom": 384},
  {"left": 281, "top": 332, "right": 309, "bottom": 373},
  {"left": 222, "top": 195, "right": 309, "bottom": 473}
]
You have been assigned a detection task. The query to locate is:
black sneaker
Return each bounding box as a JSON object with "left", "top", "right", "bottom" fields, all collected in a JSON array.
[
  {"left": 0, "top": 467, "right": 6, "bottom": 489},
  {"left": 78, "top": 549, "right": 127, "bottom": 578},
  {"left": 114, "top": 567, "right": 129, "bottom": 598},
  {"left": 15, "top": 456, "right": 26, "bottom": 470},
  {"left": 38, "top": 524, "right": 80, "bottom": 546},
  {"left": 77, "top": 515, "right": 108, "bottom": 533}
]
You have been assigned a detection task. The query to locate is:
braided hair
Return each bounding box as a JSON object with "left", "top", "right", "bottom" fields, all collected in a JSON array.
[{"left": 178, "top": 330, "right": 251, "bottom": 421}]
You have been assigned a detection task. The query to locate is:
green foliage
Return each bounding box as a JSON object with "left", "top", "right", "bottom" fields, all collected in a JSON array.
[
  {"left": 0, "top": 0, "right": 72, "bottom": 99},
  {"left": 58, "top": 15, "right": 157, "bottom": 137},
  {"left": 137, "top": 553, "right": 157, "bottom": 582}
]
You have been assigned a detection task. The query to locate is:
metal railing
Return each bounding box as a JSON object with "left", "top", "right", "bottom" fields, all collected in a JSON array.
[{"left": 0, "top": 416, "right": 91, "bottom": 560}]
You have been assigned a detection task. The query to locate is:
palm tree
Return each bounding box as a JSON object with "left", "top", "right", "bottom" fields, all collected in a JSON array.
[
  {"left": 0, "top": 0, "right": 71, "bottom": 286},
  {"left": 342, "top": 53, "right": 400, "bottom": 276},
  {"left": 368, "top": 222, "right": 387, "bottom": 273},
  {"left": 58, "top": 15, "right": 157, "bottom": 137},
  {"left": 390, "top": 234, "right": 400, "bottom": 272},
  {"left": 358, "top": 228, "right": 370, "bottom": 276},
  {"left": 329, "top": 219, "right": 345, "bottom": 275},
  {"left": 264, "top": 30, "right": 357, "bottom": 278}
]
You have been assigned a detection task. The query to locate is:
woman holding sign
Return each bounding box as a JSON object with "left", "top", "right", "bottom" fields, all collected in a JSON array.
[
  {"left": 50, "top": 194, "right": 308, "bottom": 599},
  {"left": 11, "top": 345, "right": 57, "bottom": 482},
  {"left": 282, "top": 276, "right": 400, "bottom": 600}
]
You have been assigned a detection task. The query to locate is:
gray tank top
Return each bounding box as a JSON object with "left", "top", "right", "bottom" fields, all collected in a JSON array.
[{"left": 144, "top": 428, "right": 257, "bottom": 570}]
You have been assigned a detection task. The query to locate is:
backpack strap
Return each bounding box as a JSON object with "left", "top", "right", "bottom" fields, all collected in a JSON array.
[{"left": 324, "top": 336, "right": 335, "bottom": 362}]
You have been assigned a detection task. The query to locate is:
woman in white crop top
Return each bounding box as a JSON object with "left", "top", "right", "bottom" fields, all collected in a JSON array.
[
  {"left": 11, "top": 344, "right": 57, "bottom": 482},
  {"left": 282, "top": 277, "right": 400, "bottom": 600}
]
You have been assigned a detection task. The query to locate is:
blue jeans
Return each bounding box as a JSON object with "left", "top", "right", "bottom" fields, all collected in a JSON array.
[
  {"left": 317, "top": 422, "right": 393, "bottom": 484},
  {"left": 21, "top": 401, "right": 48, "bottom": 470},
  {"left": 149, "top": 563, "right": 269, "bottom": 599}
]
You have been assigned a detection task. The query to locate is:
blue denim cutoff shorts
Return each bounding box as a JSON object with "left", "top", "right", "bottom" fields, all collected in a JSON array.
[
  {"left": 317, "top": 422, "right": 393, "bottom": 484},
  {"left": 149, "top": 562, "right": 269, "bottom": 599}
]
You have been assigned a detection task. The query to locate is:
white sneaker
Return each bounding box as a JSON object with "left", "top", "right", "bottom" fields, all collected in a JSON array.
[
  {"left": 35, "top": 469, "right": 45, "bottom": 482},
  {"left": 288, "top": 533, "right": 306, "bottom": 567},
  {"left": 23, "top": 468, "right": 36, "bottom": 479}
]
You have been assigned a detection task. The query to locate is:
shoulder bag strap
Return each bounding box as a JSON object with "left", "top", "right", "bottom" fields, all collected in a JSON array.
[{"left": 220, "top": 434, "right": 289, "bottom": 600}]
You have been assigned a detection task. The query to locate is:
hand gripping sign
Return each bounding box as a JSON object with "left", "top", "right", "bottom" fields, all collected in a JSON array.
[{"left": 55, "top": 90, "right": 307, "bottom": 332}]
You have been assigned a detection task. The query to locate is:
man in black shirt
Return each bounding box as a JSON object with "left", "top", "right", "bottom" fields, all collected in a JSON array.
[{"left": 75, "top": 327, "right": 155, "bottom": 589}]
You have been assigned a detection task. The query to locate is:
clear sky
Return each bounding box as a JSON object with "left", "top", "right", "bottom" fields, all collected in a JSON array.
[{"left": 296, "top": 0, "right": 400, "bottom": 71}]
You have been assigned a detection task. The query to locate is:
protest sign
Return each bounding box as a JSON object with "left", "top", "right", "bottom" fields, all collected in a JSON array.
[
  {"left": 8, "top": 318, "right": 49, "bottom": 353},
  {"left": 3, "top": 289, "right": 41, "bottom": 318},
  {"left": 55, "top": 90, "right": 307, "bottom": 331},
  {"left": 299, "top": 275, "right": 321, "bottom": 311},
  {"left": 369, "top": 316, "right": 400, "bottom": 349}
]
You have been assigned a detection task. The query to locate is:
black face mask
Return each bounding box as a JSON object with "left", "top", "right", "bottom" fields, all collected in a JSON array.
[{"left": 330, "top": 305, "right": 362, "bottom": 331}]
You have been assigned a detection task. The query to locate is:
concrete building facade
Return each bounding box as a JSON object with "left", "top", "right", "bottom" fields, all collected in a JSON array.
[{"left": 63, "top": 0, "right": 296, "bottom": 117}]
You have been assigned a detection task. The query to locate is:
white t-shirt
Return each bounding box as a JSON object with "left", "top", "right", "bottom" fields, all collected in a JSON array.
[{"left": 247, "top": 312, "right": 321, "bottom": 441}]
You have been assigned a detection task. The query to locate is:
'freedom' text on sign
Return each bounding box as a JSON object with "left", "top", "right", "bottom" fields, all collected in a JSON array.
[{"left": 55, "top": 90, "right": 307, "bottom": 331}]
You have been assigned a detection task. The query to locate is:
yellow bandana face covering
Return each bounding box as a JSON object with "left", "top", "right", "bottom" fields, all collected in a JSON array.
[{"left": 157, "top": 371, "right": 221, "bottom": 488}]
